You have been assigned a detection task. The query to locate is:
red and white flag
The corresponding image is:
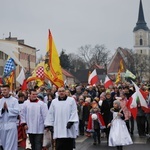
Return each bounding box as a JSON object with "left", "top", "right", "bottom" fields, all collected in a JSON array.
[
  {"left": 104, "top": 75, "right": 113, "bottom": 89},
  {"left": 16, "top": 67, "right": 27, "bottom": 91},
  {"left": 126, "top": 92, "right": 138, "bottom": 119},
  {"left": 16, "top": 68, "right": 25, "bottom": 85},
  {"left": 88, "top": 69, "right": 99, "bottom": 85},
  {"left": 132, "top": 81, "right": 149, "bottom": 113}
]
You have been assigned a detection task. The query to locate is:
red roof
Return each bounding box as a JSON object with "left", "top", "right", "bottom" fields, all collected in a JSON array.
[
  {"left": 93, "top": 64, "right": 104, "bottom": 69},
  {"left": 107, "top": 47, "right": 133, "bottom": 73},
  {"left": 62, "top": 68, "right": 74, "bottom": 78}
]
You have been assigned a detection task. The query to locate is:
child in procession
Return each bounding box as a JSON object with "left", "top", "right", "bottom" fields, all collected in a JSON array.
[
  {"left": 87, "top": 100, "right": 105, "bottom": 145},
  {"left": 108, "top": 100, "right": 133, "bottom": 150}
]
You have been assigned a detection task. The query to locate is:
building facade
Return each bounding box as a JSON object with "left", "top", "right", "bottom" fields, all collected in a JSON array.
[
  {"left": 0, "top": 34, "right": 37, "bottom": 86},
  {"left": 133, "top": 0, "right": 150, "bottom": 56},
  {"left": 133, "top": 0, "right": 150, "bottom": 81}
]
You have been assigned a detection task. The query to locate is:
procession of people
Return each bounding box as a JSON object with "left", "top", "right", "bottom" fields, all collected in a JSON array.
[{"left": 0, "top": 81, "right": 150, "bottom": 150}]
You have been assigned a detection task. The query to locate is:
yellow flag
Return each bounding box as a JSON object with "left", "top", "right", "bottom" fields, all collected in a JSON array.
[
  {"left": 5, "top": 71, "right": 14, "bottom": 91},
  {"left": 119, "top": 59, "right": 124, "bottom": 72},
  {"left": 115, "top": 59, "right": 124, "bottom": 84},
  {"left": 44, "top": 30, "right": 64, "bottom": 88},
  {"left": 27, "top": 62, "right": 45, "bottom": 83},
  {"left": 115, "top": 70, "right": 121, "bottom": 84},
  {"left": 36, "top": 79, "right": 44, "bottom": 87}
]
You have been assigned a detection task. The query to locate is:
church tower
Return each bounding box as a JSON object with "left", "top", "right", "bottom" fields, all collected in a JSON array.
[{"left": 133, "top": 0, "right": 150, "bottom": 55}]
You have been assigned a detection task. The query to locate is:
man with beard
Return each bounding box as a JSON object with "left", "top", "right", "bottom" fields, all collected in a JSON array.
[{"left": 45, "top": 87, "right": 79, "bottom": 150}]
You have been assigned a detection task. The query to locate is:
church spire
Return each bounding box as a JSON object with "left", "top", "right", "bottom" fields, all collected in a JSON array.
[{"left": 133, "top": 0, "right": 149, "bottom": 32}]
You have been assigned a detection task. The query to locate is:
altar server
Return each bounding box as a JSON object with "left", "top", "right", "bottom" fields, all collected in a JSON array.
[
  {"left": 21, "top": 89, "right": 48, "bottom": 150},
  {"left": 0, "top": 84, "right": 19, "bottom": 150}
]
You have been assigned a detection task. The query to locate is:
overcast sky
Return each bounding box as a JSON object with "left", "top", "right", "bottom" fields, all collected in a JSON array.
[{"left": 0, "top": 0, "right": 150, "bottom": 57}]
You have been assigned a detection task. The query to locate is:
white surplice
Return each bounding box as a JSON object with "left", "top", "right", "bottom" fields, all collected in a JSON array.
[
  {"left": 0, "top": 96, "right": 19, "bottom": 150},
  {"left": 21, "top": 100, "right": 48, "bottom": 134},
  {"left": 44, "top": 97, "right": 79, "bottom": 139},
  {"left": 109, "top": 112, "right": 133, "bottom": 146}
]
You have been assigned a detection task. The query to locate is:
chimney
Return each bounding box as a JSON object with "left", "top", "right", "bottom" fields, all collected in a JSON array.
[{"left": 9, "top": 32, "right": 11, "bottom": 38}]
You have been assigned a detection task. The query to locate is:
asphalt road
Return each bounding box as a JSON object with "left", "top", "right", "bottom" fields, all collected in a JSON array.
[{"left": 76, "top": 134, "right": 150, "bottom": 150}]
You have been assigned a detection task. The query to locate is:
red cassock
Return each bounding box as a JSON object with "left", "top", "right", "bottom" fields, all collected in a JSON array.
[
  {"left": 18, "top": 124, "right": 27, "bottom": 148},
  {"left": 87, "top": 112, "right": 106, "bottom": 132}
]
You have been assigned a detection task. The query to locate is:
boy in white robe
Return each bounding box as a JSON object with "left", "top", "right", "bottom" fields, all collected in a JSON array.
[
  {"left": 20, "top": 89, "right": 48, "bottom": 150},
  {"left": 0, "top": 85, "right": 19, "bottom": 150},
  {"left": 45, "top": 87, "right": 79, "bottom": 150}
]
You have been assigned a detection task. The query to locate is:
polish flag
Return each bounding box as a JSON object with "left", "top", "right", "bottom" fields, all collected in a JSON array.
[
  {"left": 16, "top": 68, "right": 26, "bottom": 85},
  {"left": 132, "top": 81, "right": 149, "bottom": 113},
  {"left": 104, "top": 75, "right": 113, "bottom": 88},
  {"left": 88, "top": 69, "right": 99, "bottom": 85},
  {"left": 126, "top": 92, "right": 138, "bottom": 119},
  {"left": 16, "top": 68, "right": 27, "bottom": 91}
]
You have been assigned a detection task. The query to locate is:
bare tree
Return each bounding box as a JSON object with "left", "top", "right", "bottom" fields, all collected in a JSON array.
[
  {"left": 133, "top": 53, "right": 149, "bottom": 81},
  {"left": 78, "top": 45, "right": 92, "bottom": 68},
  {"left": 68, "top": 53, "right": 86, "bottom": 70},
  {"left": 78, "top": 44, "right": 110, "bottom": 68},
  {"left": 91, "top": 44, "right": 110, "bottom": 66}
]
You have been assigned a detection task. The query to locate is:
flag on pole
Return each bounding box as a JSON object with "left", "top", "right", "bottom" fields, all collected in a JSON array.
[
  {"left": 27, "top": 62, "right": 45, "bottom": 83},
  {"left": 104, "top": 75, "right": 113, "bottom": 89},
  {"left": 16, "top": 67, "right": 27, "bottom": 91},
  {"left": 16, "top": 68, "right": 26, "bottom": 85},
  {"left": 119, "top": 59, "right": 124, "bottom": 72},
  {"left": 115, "top": 59, "right": 124, "bottom": 84},
  {"left": 132, "top": 81, "right": 149, "bottom": 112},
  {"left": 3, "top": 57, "right": 16, "bottom": 77},
  {"left": 36, "top": 79, "right": 44, "bottom": 87},
  {"left": 3, "top": 57, "right": 16, "bottom": 90},
  {"left": 125, "top": 69, "right": 136, "bottom": 79},
  {"left": 5, "top": 71, "right": 14, "bottom": 91},
  {"left": 115, "top": 70, "right": 121, "bottom": 84},
  {"left": 88, "top": 69, "right": 99, "bottom": 85},
  {"left": 126, "top": 92, "right": 138, "bottom": 119},
  {"left": 44, "top": 30, "right": 64, "bottom": 88}
]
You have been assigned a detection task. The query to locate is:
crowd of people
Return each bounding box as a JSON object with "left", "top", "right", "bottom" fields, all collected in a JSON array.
[{"left": 0, "top": 82, "right": 150, "bottom": 150}]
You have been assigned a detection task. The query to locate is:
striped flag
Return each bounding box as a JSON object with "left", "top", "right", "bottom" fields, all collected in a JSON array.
[
  {"left": 132, "top": 81, "right": 149, "bottom": 112},
  {"left": 104, "top": 75, "right": 113, "bottom": 89},
  {"left": 88, "top": 69, "right": 99, "bottom": 85},
  {"left": 126, "top": 92, "right": 138, "bottom": 119}
]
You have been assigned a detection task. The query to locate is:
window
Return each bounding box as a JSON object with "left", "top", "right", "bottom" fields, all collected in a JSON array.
[
  {"left": 4, "top": 54, "right": 8, "bottom": 60},
  {"left": 0, "top": 51, "right": 3, "bottom": 59},
  {"left": 0, "top": 66, "right": 4, "bottom": 75},
  {"left": 140, "top": 39, "right": 143, "bottom": 45},
  {"left": 140, "top": 50, "right": 142, "bottom": 54}
]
